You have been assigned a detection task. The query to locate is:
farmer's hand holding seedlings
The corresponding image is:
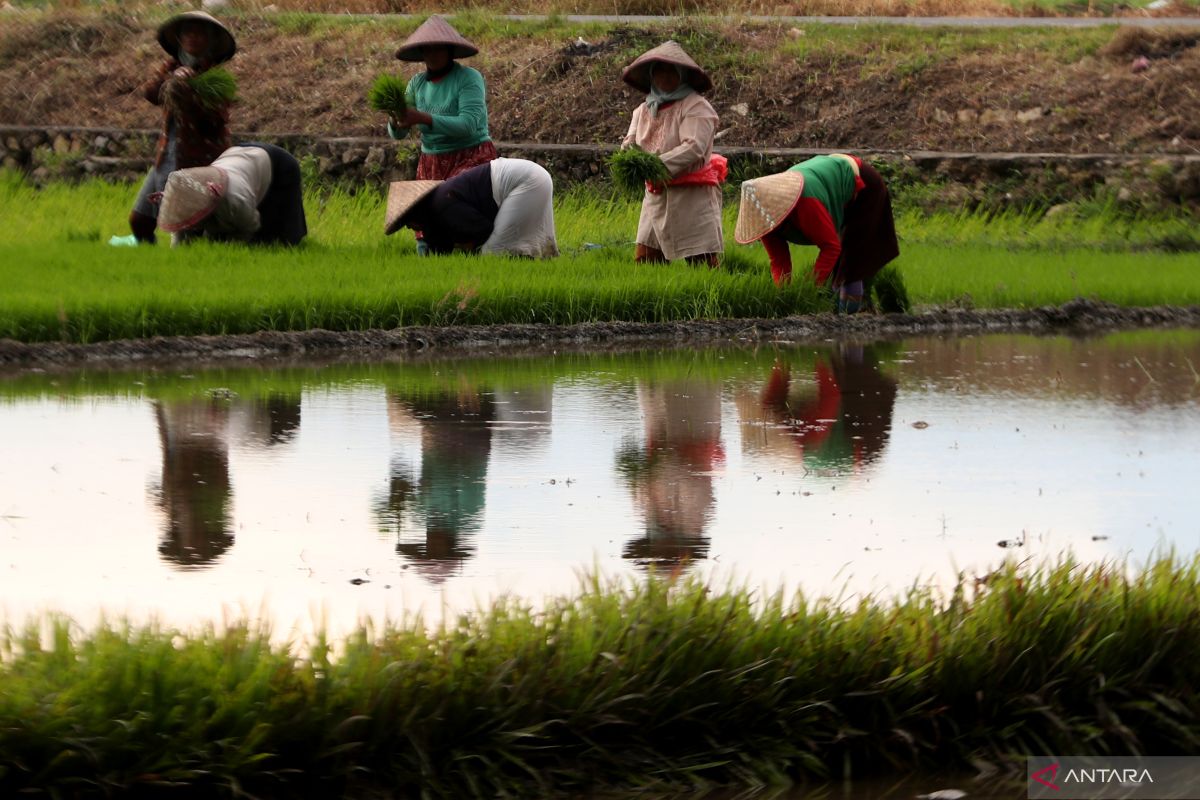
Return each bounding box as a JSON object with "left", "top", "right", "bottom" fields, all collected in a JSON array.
[{"left": 389, "top": 108, "right": 432, "bottom": 129}]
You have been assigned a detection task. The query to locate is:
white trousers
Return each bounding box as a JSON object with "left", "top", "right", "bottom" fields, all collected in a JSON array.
[{"left": 483, "top": 158, "right": 559, "bottom": 259}]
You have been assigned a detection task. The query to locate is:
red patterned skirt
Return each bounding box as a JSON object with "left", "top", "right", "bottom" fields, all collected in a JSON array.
[{"left": 415, "top": 141, "right": 499, "bottom": 181}]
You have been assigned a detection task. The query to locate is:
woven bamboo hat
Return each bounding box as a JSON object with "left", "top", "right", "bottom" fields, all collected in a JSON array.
[
  {"left": 157, "top": 11, "right": 237, "bottom": 65},
  {"left": 158, "top": 166, "right": 229, "bottom": 233},
  {"left": 384, "top": 180, "right": 443, "bottom": 235},
  {"left": 395, "top": 16, "right": 479, "bottom": 62},
  {"left": 622, "top": 40, "right": 712, "bottom": 94},
  {"left": 734, "top": 170, "right": 806, "bottom": 245}
]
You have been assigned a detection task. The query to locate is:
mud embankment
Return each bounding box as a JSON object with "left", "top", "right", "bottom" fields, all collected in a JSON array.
[{"left": 3, "top": 300, "right": 1199, "bottom": 372}]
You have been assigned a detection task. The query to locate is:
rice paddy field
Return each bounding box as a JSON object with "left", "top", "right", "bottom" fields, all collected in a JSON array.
[
  {"left": 1, "top": 170, "right": 1198, "bottom": 344},
  {"left": 3, "top": 166, "right": 1200, "bottom": 796}
]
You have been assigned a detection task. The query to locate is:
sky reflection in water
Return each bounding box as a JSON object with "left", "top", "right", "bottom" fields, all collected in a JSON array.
[{"left": 1, "top": 331, "right": 1199, "bottom": 636}]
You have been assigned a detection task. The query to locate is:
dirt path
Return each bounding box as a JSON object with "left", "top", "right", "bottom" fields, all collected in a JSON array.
[{"left": 3, "top": 301, "right": 1199, "bottom": 373}]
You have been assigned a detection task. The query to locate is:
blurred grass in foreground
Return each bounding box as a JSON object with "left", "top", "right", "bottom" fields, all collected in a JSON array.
[{"left": 2, "top": 557, "right": 1200, "bottom": 795}]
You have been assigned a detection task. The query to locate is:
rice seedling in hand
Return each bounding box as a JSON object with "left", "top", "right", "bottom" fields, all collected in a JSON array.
[
  {"left": 367, "top": 74, "right": 408, "bottom": 117},
  {"left": 608, "top": 147, "right": 670, "bottom": 196},
  {"left": 186, "top": 67, "right": 239, "bottom": 111}
]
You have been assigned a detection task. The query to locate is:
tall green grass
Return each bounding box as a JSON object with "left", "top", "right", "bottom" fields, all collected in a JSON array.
[
  {"left": 1, "top": 171, "right": 1197, "bottom": 344},
  {"left": 2, "top": 557, "right": 1200, "bottom": 796}
]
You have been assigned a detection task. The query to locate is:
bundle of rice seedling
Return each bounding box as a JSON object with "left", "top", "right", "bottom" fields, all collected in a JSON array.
[
  {"left": 187, "top": 67, "right": 239, "bottom": 111},
  {"left": 608, "top": 147, "right": 670, "bottom": 196},
  {"left": 367, "top": 74, "right": 408, "bottom": 117}
]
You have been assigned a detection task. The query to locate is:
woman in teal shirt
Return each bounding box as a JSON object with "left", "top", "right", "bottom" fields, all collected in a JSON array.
[
  {"left": 387, "top": 16, "right": 497, "bottom": 181},
  {"left": 385, "top": 16, "right": 497, "bottom": 255}
]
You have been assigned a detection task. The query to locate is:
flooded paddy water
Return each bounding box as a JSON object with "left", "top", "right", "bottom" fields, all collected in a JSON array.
[{"left": 2, "top": 329, "right": 1199, "bottom": 638}]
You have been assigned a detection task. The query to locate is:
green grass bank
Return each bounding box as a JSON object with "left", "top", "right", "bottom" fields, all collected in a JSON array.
[
  {"left": 2, "top": 558, "right": 1199, "bottom": 796},
  {"left": 1, "top": 172, "right": 1198, "bottom": 344}
]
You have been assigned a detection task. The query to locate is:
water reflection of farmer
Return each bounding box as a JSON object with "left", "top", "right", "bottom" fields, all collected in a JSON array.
[
  {"left": 153, "top": 398, "right": 234, "bottom": 568},
  {"left": 492, "top": 385, "right": 553, "bottom": 452},
  {"left": 739, "top": 345, "right": 898, "bottom": 473},
  {"left": 616, "top": 379, "right": 723, "bottom": 568},
  {"left": 231, "top": 392, "right": 301, "bottom": 447},
  {"left": 376, "top": 384, "right": 495, "bottom": 583}
]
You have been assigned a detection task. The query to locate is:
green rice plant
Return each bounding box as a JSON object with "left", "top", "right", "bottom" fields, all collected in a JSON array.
[
  {"left": 608, "top": 146, "right": 670, "bottom": 197},
  {"left": 187, "top": 66, "right": 238, "bottom": 111},
  {"left": 366, "top": 73, "right": 407, "bottom": 117},
  {"left": 871, "top": 264, "right": 910, "bottom": 313},
  {"left": 1, "top": 171, "right": 1198, "bottom": 345}
]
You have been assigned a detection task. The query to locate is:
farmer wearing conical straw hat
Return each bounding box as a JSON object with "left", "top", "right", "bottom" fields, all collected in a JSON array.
[
  {"left": 734, "top": 154, "right": 899, "bottom": 313},
  {"left": 384, "top": 16, "right": 497, "bottom": 254},
  {"left": 156, "top": 142, "right": 308, "bottom": 247},
  {"left": 111, "top": 11, "right": 237, "bottom": 247},
  {"left": 384, "top": 158, "right": 558, "bottom": 259},
  {"left": 387, "top": 16, "right": 492, "bottom": 166},
  {"left": 620, "top": 41, "right": 726, "bottom": 267}
]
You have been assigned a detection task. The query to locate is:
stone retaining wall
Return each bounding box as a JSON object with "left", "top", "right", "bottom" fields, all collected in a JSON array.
[{"left": 4, "top": 125, "right": 1199, "bottom": 212}]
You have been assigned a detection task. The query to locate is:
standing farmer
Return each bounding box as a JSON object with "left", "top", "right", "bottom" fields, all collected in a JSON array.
[
  {"left": 620, "top": 41, "right": 725, "bottom": 267},
  {"left": 111, "top": 11, "right": 236, "bottom": 247},
  {"left": 386, "top": 16, "right": 497, "bottom": 255},
  {"left": 735, "top": 154, "right": 899, "bottom": 313}
]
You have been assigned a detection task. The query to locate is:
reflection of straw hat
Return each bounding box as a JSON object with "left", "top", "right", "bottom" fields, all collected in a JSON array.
[
  {"left": 157, "top": 11, "right": 237, "bottom": 64},
  {"left": 395, "top": 16, "right": 479, "bottom": 61},
  {"left": 734, "top": 170, "right": 806, "bottom": 245},
  {"left": 158, "top": 166, "right": 228, "bottom": 233},
  {"left": 384, "top": 180, "right": 442, "bottom": 235},
  {"left": 622, "top": 40, "right": 713, "bottom": 94}
]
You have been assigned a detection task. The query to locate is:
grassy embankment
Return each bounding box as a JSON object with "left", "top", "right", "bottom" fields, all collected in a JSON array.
[
  {"left": 1, "top": 171, "right": 1198, "bottom": 344},
  {"left": 7, "top": 0, "right": 1197, "bottom": 19},
  {"left": 2, "top": 558, "right": 1199, "bottom": 796}
]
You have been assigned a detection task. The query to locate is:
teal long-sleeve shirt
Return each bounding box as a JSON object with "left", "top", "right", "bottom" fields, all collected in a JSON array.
[{"left": 387, "top": 62, "right": 491, "bottom": 155}]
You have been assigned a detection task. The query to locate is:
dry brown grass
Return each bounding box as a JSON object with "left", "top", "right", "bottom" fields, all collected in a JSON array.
[
  {"left": 13, "top": 0, "right": 1200, "bottom": 17},
  {"left": 231, "top": 0, "right": 1199, "bottom": 13},
  {"left": 2, "top": 11, "right": 1198, "bottom": 154},
  {"left": 225, "top": 0, "right": 1193, "bottom": 13}
]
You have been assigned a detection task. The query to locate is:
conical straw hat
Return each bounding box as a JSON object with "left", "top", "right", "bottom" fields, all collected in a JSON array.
[
  {"left": 395, "top": 16, "right": 479, "bottom": 61},
  {"left": 158, "top": 166, "right": 228, "bottom": 233},
  {"left": 157, "top": 11, "right": 237, "bottom": 65},
  {"left": 622, "top": 40, "right": 713, "bottom": 94},
  {"left": 734, "top": 171, "right": 806, "bottom": 245},
  {"left": 384, "top": 180, "right": 443, "bottom": 235}
]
